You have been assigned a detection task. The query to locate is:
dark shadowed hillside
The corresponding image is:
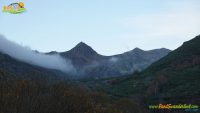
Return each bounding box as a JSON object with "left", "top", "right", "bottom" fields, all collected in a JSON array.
[
  {"left": 0, "top": 52, "right": 67, "bottom": 82},
  {"left": 82, "top": 35, "right": 200, "bottom": 107},
  {"left": 0, "top": 52, "right": 147, "bottom": 113}
]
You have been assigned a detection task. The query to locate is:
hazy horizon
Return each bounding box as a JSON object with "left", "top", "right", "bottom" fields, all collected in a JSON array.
[
  {"left": 0, "top": 0, "right": 199, "bottom": 55},
  {"left": 0, "top": 35, "right": 172, "bottom": 55}
]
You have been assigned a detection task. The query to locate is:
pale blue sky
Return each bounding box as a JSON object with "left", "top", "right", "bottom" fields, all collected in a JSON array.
[{"left": 0, "top": 0, "right": 199, "bottom": 55}]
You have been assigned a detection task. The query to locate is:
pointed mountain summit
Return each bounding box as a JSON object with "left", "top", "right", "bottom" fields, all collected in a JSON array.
[
  {"left": 132, "top": 47, "right": 144, "bottom": 52},
  {"left": 60, "top": 42, "right": 170, "bottom": 75},
  {"left": 60, "top": 42, "right": 102, "bottom": 67},
  {"left": 69, "top": 42, "right": 98, "bottom": 56},
  {"left": 130, "top": 47, "right": 144, "bottom": 54}
]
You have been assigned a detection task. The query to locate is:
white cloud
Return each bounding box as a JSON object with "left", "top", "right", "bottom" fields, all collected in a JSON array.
[
  {"left": 109, "top": 57, "right": 119, "bottom": 63},
  {"left": 0, "top": 35, "right": 76, "bottom": 73}
]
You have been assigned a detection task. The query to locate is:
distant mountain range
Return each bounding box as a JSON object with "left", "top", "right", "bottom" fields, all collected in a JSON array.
[
  {"left": 0, "top": 38, "right": 170, "bottom": 78},
  {"left": 1, "top": 34, "right": 200, "bottom": 112},
  {"left": 91, "top": 35, "right": 200, "bottom": 104},
  {"left": 50, "top": 42, "right": 171, "bottom": 77}
]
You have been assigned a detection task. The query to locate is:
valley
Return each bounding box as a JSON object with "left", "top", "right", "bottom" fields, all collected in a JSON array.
[{"left": 0, "top": 35, "right": 199, "bottom": 113}]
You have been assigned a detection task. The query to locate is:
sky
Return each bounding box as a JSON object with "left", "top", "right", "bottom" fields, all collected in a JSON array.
[{"left": 0, "top": 0, "right": 199, "bottom": 55}]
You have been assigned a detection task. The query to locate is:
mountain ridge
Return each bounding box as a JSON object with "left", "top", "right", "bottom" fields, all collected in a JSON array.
[
  {"left": 58, "top": 42, "right": 171, "bottom": 77},
  {"left": 93, "top": 35, "right": 200, "bottom": 104},
  {"left": 0, "top": 37, "right": 171, "bottom": 78}
]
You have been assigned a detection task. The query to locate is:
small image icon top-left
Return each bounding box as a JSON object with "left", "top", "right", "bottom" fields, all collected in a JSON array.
[{"left": 3, "top": 2, "right": 26, "bottom": 14}]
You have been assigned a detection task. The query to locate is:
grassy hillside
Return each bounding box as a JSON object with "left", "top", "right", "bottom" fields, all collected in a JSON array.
[
  {"left": 81, "top": 35, "right": 200, "bottom": 106},
  {"left": 140, "top": 35, "right": 200, "bottom": 104}
]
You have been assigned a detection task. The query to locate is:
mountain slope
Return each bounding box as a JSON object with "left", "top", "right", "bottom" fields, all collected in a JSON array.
[
  {"left": 84, "top": 35, "right": 200, "bottom": 105},
  {"left": 0, "top": 52, "right": 67, "bottom": 82},
  {"left": 60, "top": 42, "right": 105, "bottom": 68},
  {"left": 140, "top": 35, "right": 200, "bottom": 103},
  {"left": 59, "top": 42, "right": 170, "bottom": 77}
]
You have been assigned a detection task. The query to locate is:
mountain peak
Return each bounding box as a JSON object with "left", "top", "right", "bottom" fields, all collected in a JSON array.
[
  {"left": 132, "top": 47, "right": 144, "bottom": 52},
  {"left": 133, "top": 47, "right": 142, "bottom": 50},
  {"left": 73, "top": 42, "right": 93, "bottom": 51},
  {"left": 68, "top": 42, "right": 98, "bottom": 56},
  {"left": 76, "top": 42, "right": 89, "bottom": 48}
]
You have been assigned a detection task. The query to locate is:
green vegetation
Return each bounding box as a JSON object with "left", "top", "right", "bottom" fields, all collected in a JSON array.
[
  {"left": 0, "top": 35, "right": 200, "bottom": 113},
  {"left": 0, "top": 51, "right": 147, "bottom": 113},
  {"left": 3, "top": 8, "right": 26, "bottom": 14},
  {"left": 0, "top": 68, "right": 147, "bottom": 113},
  {"left": 79, "top": 35, "right": 200, "bottom": 105}
]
